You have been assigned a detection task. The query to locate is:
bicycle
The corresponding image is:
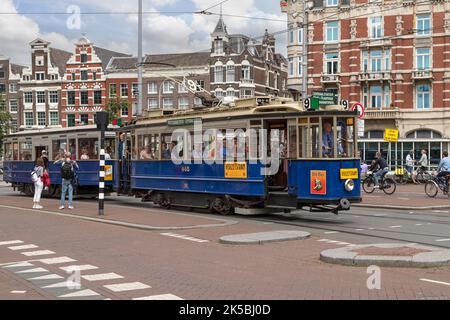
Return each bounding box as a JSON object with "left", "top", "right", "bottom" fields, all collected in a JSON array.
[
  {"left": 415, "top": 166, "right": 432, "bottom": 184},
  {"left": 394, "top": 167, "right": 410, "bottom": 185},
  {"left": 424, "top": 174, "right": 450, "bottom": 198},
  {"left": 362, "top": 170, "right": 397, "bottom": 195}
]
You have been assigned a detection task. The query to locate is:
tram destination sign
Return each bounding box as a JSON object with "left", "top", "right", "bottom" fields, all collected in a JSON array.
[
  {"left": 311, "top": 91, "right": 338, "bottom": 106},
  {"left": 167, "top": 117, "right": 202, "bottom": 127}
]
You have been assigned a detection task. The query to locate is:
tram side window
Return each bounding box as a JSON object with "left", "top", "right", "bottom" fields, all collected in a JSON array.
[
  {"left": 105, "top": 139, "right": 116, "bottom": 160},
  {"left": 337, "top": 118, "right": 355, "bottom": 158},
  {"left": 321, "top": 117, "right": 335, "bottom": 158},
  {"left": 203, "top": 130, "right": 218, "bottom": 162},
  {"left": 12, "top": 143, "right": 19, "bottom": 160},
  {"left": 4, "top": 143, "right": 12, "bottom": 160},
  {"left": 248, "top": 128, "right": 259, "bottom": 160},
  {"left": 78, "top": 138, "right": 98, "bottom": 160},
  {"left": 160, "top": 134, "right": 174, "bottom": 160},
  {"left": 20, "top": 142, "right": 32, "bottom": 161},
  {"left": 52, "top": 139, "right": 67, "bottom": 161},
  {"left": 138, "top": 134, "right": 159, "bottom": 160},
  {"left": 288, "top": 125, "right": 297, "bottom": 159},
  {"left": 310, "top": 118, "right": 320, "bottom": 158}
]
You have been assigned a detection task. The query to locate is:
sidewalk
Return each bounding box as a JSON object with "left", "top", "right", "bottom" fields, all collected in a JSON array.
[{"left": 358, "top": 184, "right": 450, "bottom": 210}]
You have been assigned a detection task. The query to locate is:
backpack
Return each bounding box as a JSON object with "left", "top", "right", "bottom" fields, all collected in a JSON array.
[
  {"left": 61, "top": 162, "right": 74, "bottom": 180},
  {"left": 31, "top": 170, "right": 39, "bottom": 183}
]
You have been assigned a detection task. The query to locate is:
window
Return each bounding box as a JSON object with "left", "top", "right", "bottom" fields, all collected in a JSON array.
[
  {"left": 0, "top": 84, "right": 5, "bottom": 93},
  {"left": 36, "top": 72, "right": 45, "bottom": 81},
  {"left": 25, "top": 112, "right": 33, "bottom": 126},
  {"left": 162, "top": 98, "right": 173, "bottom": 109},
  {"left": 194, "top": 97, "right": 202, "bottom": 107},
  {"left": 214, "top": 40, "right": 223, "bottom": 54},
  {"left": 37, "top": 91, "right": 45, "bottom": 104},
  {"left": 80, "top": 91, "right": 88, "bottom": 105},
  {"left": 67, "top": 114, "right": 75, "bottom": 127},
  {"left": 215, "top": 89, "right": 224, "bottom": 99},
  {"left": 35, "top": 56, "right": 44, "bottom": 66},
  {"left": 72, "top": 73, "right": 76, "bottom": 81},
  {"left": 241, "top": 64, "right": 251, "bottom": 80},
  {"left": 369, "top": 16, "right": 383, "bottom": 39},
  {"left": 148, "top": 98, "right": 158, "bottom": 109},
  {"left": 0, "top": 68, "right": 4, "bottom": 79},
  {"left": 326, "top": 0, "right": 338, "bottom": 6},
  {"left": 9, "top": 100, "right": 17, "bottom": 112},
  {"left": 241, "top": 89, "right": 253, "bottom": 98},
  {"left": 326, "top": 21, "right": 339, "bottom": 43},
  {"left": 325, "top": 52, "right": 338, "bottom": 74},
  {"left": 94, "top": 90, "right": 102, "bottom": 104},
  {"left": 370, "top": 85, "right": 382, "bottom": 109},
  {"left": 121, "top": 106, "right": 129, "bottom": 117},
  {"left": 288, "top": 27, "right": 295, "bottom": 44},
  {"left": 50, "top": 112, "right": 59, "bottom": 126},
  {"left": 51, "top": 74, "right": 58, "bottom": 80},
  {"left": 178, "top": 82, "right": 188, "bottom": 93},
  {"left": 416, "top": 84, "right": 431, "bottom": 109},
  {"left": 163, "top": 81, "right": 174, "bottom": 93},
  {"left": 214, "top": 65, "right": 223, "bottom": 83},
  {"left": 297, "top": 56, "right": 303, "bottom": 76},
  {"left": 132, "top": 83, "right": 138, "bottom": 97},
  {"left": 120, "top": 83, "right": 128, "bottom": 97},
  {"left": 384, "top": 85, "right": 391, "bottom": 108},
  {"left": 67, "top": 91, "right": 75, "bottom": 105},
  {"left": 80, "top": 53, "right": 87, "bottom": 63},
  {"left": 109, "top": 83, "right": 117, "bottom": 97},
  {"left": 24, "top": 92, "right": 33, "bottom": 104},
  {"left": 81, "top": 70, "right": 88, "bottom": 81},
  {"left": 148, "top": 82, "right": 157, "bottom": 94},
  {"left": 298, "top": 28, "right": 303, "bottom": 44},
  {"left": 49, "top": 91, "right": 58, "bottom": 104},
  {"left": 226, "top": 65, "right": 235, "bottom": 82},
  {"left": 226, "top": 88, "right": 235, "bottom": 97},
  {"left": 288, "top": 58, "right": 294, "bottom": 77},
  {"left": 417, "top": 14, "right": 431, "bottom": 36},
  {"left": 178, "top": 97, "right": 189, "bottom": 109},
  {"left": 9, "top": 83, "right": 17, "bottom": 93},
  {"left": 93, "top": 72, "right": 97, "bottom": 81},
  {"left": 370, "top": 50, "right": 382, "bottom": 72},
  {"left": 80, "top": 114, "right": 89, "bottom": 125},
  {"left": 416, "top": 48, "right": 431, "bottom": 70},
  {"left": 9, "top": 120, "right": 17, "bottom": 133},
  {"left": 37, "top": 112, "right": 46, "bottom": 126}
]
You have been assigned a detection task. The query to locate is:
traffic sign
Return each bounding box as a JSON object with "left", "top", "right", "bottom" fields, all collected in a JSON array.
[
  {"left": 311, "top": 91, "right": 338, "bottom": 106},
  {"left": 351, "top": 102, "right": 365, "bottom": 119},
  {"left": 384, "top": 128, "right": 399, "bottom": 142},
  {"left": 340, "top": 99, "right": 349, "bottom": 110}
]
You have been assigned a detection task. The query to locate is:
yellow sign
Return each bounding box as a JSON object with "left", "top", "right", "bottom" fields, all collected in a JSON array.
[
  {"left": 340, "top": 168, "right": 359, "bottom": 180},
  {"left": 105, "top": 165, "right": 113, "bottom": 181},
  {"left": 384, "top": 128, "right": 399, "bottom": 142},
  {"left": 225, "top": 162, "right": 247, "bottom": 179}
]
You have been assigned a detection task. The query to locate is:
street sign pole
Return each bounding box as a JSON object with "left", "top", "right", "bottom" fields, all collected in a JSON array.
[{"left": 96, "top": 112, "right": 109, "bottom": 216}]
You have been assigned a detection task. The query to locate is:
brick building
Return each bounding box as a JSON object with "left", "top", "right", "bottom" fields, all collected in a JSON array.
[
  {"left": 18, "top": 39, "right": 71, "bottom": 131},
  {"left": 61, "top": 36, "right": 130, "bottom": 127},
  {"left": 282, "top": 0, "right": 450, "bottom": 168}
]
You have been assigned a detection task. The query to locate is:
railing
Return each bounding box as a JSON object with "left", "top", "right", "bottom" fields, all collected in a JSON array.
[
  {"left": 358, "top": 71, "right": 392, "bottom": 81},
  {"left": 240, "top": 79, "right": 254, "bottom": 84},
  {"left": 321, "top": 74, "right": 340, "bottom": 83},
  {"left": 364, "top": 109, "right": 399, "bottom": 119},
  {"left": 412, "top": 69, "right": 433, "bottom": 80}
]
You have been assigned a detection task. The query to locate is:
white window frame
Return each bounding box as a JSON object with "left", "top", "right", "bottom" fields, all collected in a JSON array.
[
  {"left": 37, "top": 111, "right": 46, "bottom": 126},
  {"left": 162, "top": 97, "right": 174, "bottom": 109},
  {"left": 49, "top": 111, "right": 59, "bottom": 126},
  {"left": 120, "top": 83, "right": 129, "bottom": 97},
  {"left": 326, "top": 0, "right": 338, "bottom": 6},
  {"left": 24, "top": 92, "right": 33, "bottom": 104},
  {"left": 324, "top": 52, "right": 339, "bottom": 74},
  {"left": 288, "top": 58, "right": 294, "bottom": 77},
  {"left": 148, "top": 98, "right": 158, "bottom": 109},
  {"left": 36, "top": 72, "right": 45, "bottom": 81},
  {"left": 214, "top": 39, "right": 224, "bottom": 55},
  {"left": 417, "top": 13, "right": 431, "bottom": 36},
  {"left": 163, "top": 80, "right": 174, "bottom": 94},
  {"left": 9, "top": 100, "right": 18, "bottom": 113},
  {"left": 325, "top": 21, "right": 339, "bottom": 43},
  {"left": 369, "top": 16, "right": 383, "bottom": 39},
  {"left": 25, "top": 112, "right": 34, "bottom": 127},
  {"left": 214, "top": 65, "right": 224, "bottom": 83},
  {"left": 9, "top": 83, "right": 17, "bottom": 93},
  {"left": 416, "top": 48, "right": 431, "bottom": 70},
  {"left": 49, "top": 91, "right": 58, "bottom": 104},
  {"left": 416, "top": 84, "right": 431, "bottom": 109},
  {"left": 297, "top": 56, "right": 303, "bottom": 77},
  {"left": 36, "top": 91, "right": 45, "bottom": 104},
  {"left": 226, "top": 64, "right": 235, "bottom": 82},
  {"left": 148, "top": 82, "right": 157, "bottom": 94},
  {"left": 178, "top": 97, "right": 189, "bottom": 109},
  {"left": 178, "top": 82, "right": 188, "bottom": 93}
]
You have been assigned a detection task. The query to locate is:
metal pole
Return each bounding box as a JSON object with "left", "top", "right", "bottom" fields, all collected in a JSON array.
[
  {"left": 137, "top": 0, "right": 143, "bottom": 116},
  {"left": 302, "top": 1, "right": 308, "bottom": 100},
  {"left": 99, "top": 128, "right": 105, "bottom": 215}
]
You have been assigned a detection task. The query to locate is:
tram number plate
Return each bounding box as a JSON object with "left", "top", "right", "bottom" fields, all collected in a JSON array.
[
  {"left": 225, "top": 162, "right": 247, "bottom": 179},
  {"left": 340, "top": 168, "right": 358, "bottom": 180},
  {"left": 105, "top": 165, "right": 113, "bottom": 181}
]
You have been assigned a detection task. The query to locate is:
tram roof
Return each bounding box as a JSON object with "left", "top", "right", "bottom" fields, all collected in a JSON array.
[{"left": 4, "top": 125, "right": 116, "bottom": 139}]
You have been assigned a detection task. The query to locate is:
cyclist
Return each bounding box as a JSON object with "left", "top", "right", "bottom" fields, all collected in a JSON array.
[
  {"left": 412, "top": 149, "right": 428, "bottom": 184},
  {"left": 436, "top": 151, "right": 450, "bottom": 190},
  {"left": 369, "top": 151, "right": 389, "bottom": 188}
]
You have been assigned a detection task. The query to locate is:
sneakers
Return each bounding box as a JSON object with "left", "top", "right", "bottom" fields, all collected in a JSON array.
[
  {"left": 32, "top": 204, "right": 36, "bottom": 209},
  {"left": 374, "top": 185, "right": 380, "bottom": 189},
  {"left": 59, "top": 206, "right": 65, "bottom": 210},
  {"left": 68, "top": 206, "right": 74, "bottom": 210},
  {"left": 35, "top": 205, "right": 43, "bottom": 209}
]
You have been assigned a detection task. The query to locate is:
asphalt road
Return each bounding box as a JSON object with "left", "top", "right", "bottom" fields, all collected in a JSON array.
[{"left": 1, "top": 185, "right": 450, "bottom": 300}]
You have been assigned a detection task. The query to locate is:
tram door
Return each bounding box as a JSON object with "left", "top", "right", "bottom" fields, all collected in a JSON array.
[
  {"left": 265, "top": 120, "right": 287, "bottom": 190},
  {"left": 118, "top": 131, "right": 132, "bottom": 194}
]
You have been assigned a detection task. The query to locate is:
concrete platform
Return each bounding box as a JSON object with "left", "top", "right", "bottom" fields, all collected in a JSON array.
[
  {"left": 219, "top": 230, "right": 310, "bottom": 245},
  {"left": 320, "top": 243, "right": 450, "bottom": 268}
]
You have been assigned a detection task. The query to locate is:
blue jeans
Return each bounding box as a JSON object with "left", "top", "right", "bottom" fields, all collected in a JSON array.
[
  {"left": 60, "top": 179, "right": 73, "bottom": 207},
  {"left": 373, "top": 167, "right": 389, "bottom": 186}
]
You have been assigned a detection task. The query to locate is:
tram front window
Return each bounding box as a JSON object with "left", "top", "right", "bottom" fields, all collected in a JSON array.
[
  {"left": 52, "top": 139, "right": 67, "bottom": 161},
  {"left": 78, "top": 138, "right": 98, "bottom": 160},
  {"left": 322, "top": 118, "right": 335, "bottom": 158}
]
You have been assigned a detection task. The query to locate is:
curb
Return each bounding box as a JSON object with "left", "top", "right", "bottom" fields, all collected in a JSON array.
[
  {"left": 354, "top": 204, "right": 450, "bottom": 211},
  {"left": 0, "top": 204, "right": 238, "bottom": 231},
  {"left": 320, "top": 243, "right": 450, "bottom": 268},
  {"left": 219, "top": 230, "right": 310, "bottom": 245}
]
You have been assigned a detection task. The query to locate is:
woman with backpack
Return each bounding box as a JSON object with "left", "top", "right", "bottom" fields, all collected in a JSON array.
[{"left": 32, "top": 158, "right": 45, "bottom": 209}]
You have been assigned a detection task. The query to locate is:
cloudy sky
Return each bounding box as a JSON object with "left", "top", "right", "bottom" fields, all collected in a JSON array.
[{"left": 0, "top": 0, "right": 288, "bottom": 65}]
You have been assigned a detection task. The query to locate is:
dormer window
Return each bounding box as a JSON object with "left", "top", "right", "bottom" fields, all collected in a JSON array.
[
  {"left": 35, "top": 56, "right": 44, "bottom": 66},
  {"left": 81, "top": 53, "right": 88, "bottom": 63},
  {"left": 36, "top": 72, "right": 45, "bottom": 81},
  {"left": 214, "top": 39, "right": 223, "bottom": 54}
]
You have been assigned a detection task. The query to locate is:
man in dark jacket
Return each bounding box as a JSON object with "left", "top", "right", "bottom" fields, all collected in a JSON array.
[{"left": 370, "top": 151, "right": 389, "bottom": 187}]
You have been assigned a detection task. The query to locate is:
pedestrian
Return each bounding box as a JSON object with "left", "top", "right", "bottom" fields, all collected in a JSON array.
[
  {"left": 54, "top": 152, "right": 79, "bottom": 210},
  {"left": 360, "top": 160, "right": 369, "bottom": 180},
  {"left": 412, "top": 149, "right": 428, "bottom": 184},
  {"left": 105, "top": 146, "right": 112, "bottom": 160},
  {"left": 405, "top": 150, "right": 414, "bottom": 177},
  {"left": 41, "top": 150, "right": 49, "bottom": 169},
  {"left": 32, "top": 158, "right": 45, "bottom": 209}
]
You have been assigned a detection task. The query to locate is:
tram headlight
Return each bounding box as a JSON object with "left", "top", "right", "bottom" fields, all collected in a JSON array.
[{"left": 344, "top": 179, "right": 355, "bottom": 192}]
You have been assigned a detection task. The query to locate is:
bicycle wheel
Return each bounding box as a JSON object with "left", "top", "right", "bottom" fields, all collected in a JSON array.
[
  {"left": 425, "top": 180, "right": 439, "bottom": 198},
  {"left": 417, "top": 172, "right": 431, "bottom": 184},
  {"left": 382, "top": 178, "right": 397, "bottom": 195},
  {"left": 362, "top": 177, "right": 376, "bottom": 194},
  {"left": 397, "top": 173, "right": 408, "bottom": 185}
]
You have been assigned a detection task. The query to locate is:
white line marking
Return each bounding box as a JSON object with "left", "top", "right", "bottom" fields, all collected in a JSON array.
[
  {"left": 420, "top": 278, "right": 450, "bottom": 286},
  {"left": 161, "top": 233, "right": 209, "bottom": 243},
  {"left": 2, "top": 262, "right": 34, "bottom": 268},
  {"left": 374, "top": 214, "right": 387, "bottom": 217},
  {"left": 416, "top": 224, "right": 423, "bottom": 226},
  {"left": 337, "top": 242, "right": 350, "bottom": 245},
  {"left": 324, "top": 231, "right": 339, "bottom": 234},
  {"left": 10, "top": 291, "right": 27, "bottom": 294},
  {"left": 82, "top": 273, "right": 124, "bottom": 282},
  {"left": 133, "top": 294, "right": 183, "bottom": 300},
  {"left": 368, "top": 228, "right": 375, "bottom": 230},
  {"left": 317, "top": 239, "right": 329, "bottom": 242},
  {"left": 389, "top": 225, "right": 402, "bottom": 228},
  {"left": 40, "top": 257, "right": 76, "bottom": 265},
  {"left": 60, "top": 265, "right": 98, "bottom": 272},
  {"left": 355, "top": 229, "right": 364, "bottom": 231},
  {"left": 104, "top": 282, "right": 151, "bottom": 292},
  {"left": 8, "top": 244, "right": 38, "bottom": 251},
  {"left": 0, "top": 240, "right": 24, "bottom": 246},
  {"left": 326, "top": 240, "right": 340, "bottom": 244},
  {"left": 435, "top": 239, "right": 450, "bottom": 242},
  {"left": 43, "top": 280, "right": 80, "bottom": 289},
  {"left": 28, "top": 274, "right": 64, "bottom": 280},
  {"left": 16, "top": 267, "right": 48, "bottom": 274},
  {"left": 21, "top": 250, "right": 55, "bottom": 257},
  {"left": 58, "top": 289, "right": 100, "bottom": 298},
  {"left": 398, "top": 197, "right": 410, "bottom": 201}
]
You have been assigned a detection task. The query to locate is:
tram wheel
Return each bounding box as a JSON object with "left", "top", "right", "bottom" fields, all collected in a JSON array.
[{"left": 212, "top": 197, "right": 233, "bottom": 215}]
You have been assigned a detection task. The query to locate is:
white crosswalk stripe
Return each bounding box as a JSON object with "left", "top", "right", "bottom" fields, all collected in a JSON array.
[
  {"left": 58, "top": 289, "right": 100, "bottom": 298},
  {"left": 82, "top": 273, "right": 124, "bottom": 282},
  {"left": 60, "top": 265, "right": 98, "bottom": 272},
  {"left": 104, "top": 282, "right": 151, "bottom": 292},
  {"left": 28, "top": 274, "right": 64, "bottom": 281},
  {"left": 16, "top": 267, "right": 48, "bottom": 274},
  {"left": 8, "top": 244, "right": 38, "bottom": 251},
  {"left": 133, "top": 294, "right": 183, "bottom": 300},
  {"left": 40, "top": 257, "right": 77, "bottom": 265},
  {"left": 161, "top": 232, "right": 209, "bottom": 243},
  {"left": 2, "top": 262, "right": 34, "bottom": 268},
  {"left": 0, "top": 240, "right": 24, "bottom": 246},
  {"left": 21, "top": 250, "right": 55, "bottom": 257},
  {"left": 43, "top": 280, "right": 81, "bottom": 289}
]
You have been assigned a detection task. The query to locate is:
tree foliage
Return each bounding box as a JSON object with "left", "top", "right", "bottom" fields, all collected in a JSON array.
[
  {"left": 105, "top": 98, "right": 129, "bottom": 125},
  {"left": 0, "top": 94, "right": 11, "bottom": 157}
]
